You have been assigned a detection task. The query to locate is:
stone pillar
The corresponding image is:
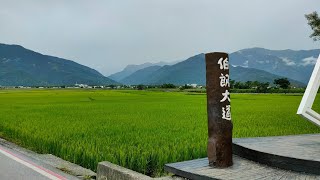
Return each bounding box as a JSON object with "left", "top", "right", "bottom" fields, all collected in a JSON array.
[{"left": 205, "top": 52, "right": 233, "bottom": 167}]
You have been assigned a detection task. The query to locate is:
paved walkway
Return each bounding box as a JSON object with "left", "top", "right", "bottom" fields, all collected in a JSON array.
[
  {"left": 234, "top": 133, "right": 320, "bottom": 162},
  {"left": 165, "top": 134, "right": 320, "bottom": 180},
  {"left": 233, "top": 134, "right": 320, "bottom": 175},
  {"left": 0, "top": 144, "right": 78, "bottom": 180},
  {"left": 165, "top": 156, "right": 320, "bottom": 180}
]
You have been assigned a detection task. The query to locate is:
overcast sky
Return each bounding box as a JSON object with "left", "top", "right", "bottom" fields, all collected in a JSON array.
[{"left": 0, "top": 1, "right": 319, "bottom": 75}]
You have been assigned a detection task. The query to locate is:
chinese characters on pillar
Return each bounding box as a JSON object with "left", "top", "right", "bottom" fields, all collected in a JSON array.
[
  {"left": 222, "top": 105, "right": 231, "bottom": 121},
  {"left": 218, "top": 57, "right": 231, "bottom": 121}
]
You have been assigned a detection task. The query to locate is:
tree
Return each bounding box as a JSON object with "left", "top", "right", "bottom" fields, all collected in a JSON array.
[
  {"left": 234, "top": 81, "right": 246, "bottom": 89},
  {"left": 137, "top": 84, "right": 145, "bottom": 90},
  {"left": 179, "top": 84, "right": 194, "bottom": 90},
  {"left": 305, "top": 11, "right": 320, "bottom": 41},
  {"left": 256, "top": 82, "right": 270, "bottom": 93},
  {"left": 229, "top": 80, "right": 235, "bottom": 89},
  {"left": 160, "top": 84, "right": 176, "bottom": 88},
  {"left": 244, "top": 81, "right": 253, "bottom": 89},
  {"left": 108, "top": 84, "right": 116, "bottom": 89},
  {"left": 274, "top": 78, "right": 290, "bottom": 89}
]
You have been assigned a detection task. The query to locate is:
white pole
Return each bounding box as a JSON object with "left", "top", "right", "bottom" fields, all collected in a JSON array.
[{"left": 297, "top": 54, "right": 320, "bottom": 126}]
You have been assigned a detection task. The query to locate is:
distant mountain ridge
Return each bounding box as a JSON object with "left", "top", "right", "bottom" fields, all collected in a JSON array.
[
  {"left": 2, "top": 44, "right": 317, "bottom": 87},
  {"left": 0, "top": 43, "right": 118, "bottom": 86},
  {"left": 230, "top": 48, "right": 320, "bottom": 83},
  {"left": 119, "top": 53, "right": 305, "bottom": 87},
  {"left": 108, "top": 61, "right": 180, "bottom": 82},
  {"left": 120, "top": 65, "right": 163, "bottom": 85}
]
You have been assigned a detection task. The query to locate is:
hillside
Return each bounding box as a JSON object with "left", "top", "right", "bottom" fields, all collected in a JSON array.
[
  {"left": 0, "top": 43, "right": 118, "bottom": 86},
  {"left": 108, "top": 61, "right": 180, "bottom": 82},
  {"left": 120, "top": 53, "right": 305, "bottom": 87},
  {"left": 230, "top": 48, "right": 320, "bottom": 83},
  {"left": 120, "top": 65, "right": 162, "bottom": 85}
]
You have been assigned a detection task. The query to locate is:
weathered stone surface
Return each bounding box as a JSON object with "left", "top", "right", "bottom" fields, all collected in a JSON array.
[
  {"left": 233, "top": 134, "right": 320, "bottom": 175},
  {"left": 205, "top": 52, "right": 233, "bottom": 167},
  {"left": 165, "top": 155, "right": 320, "bottom": 180},
  {"left": 234, "top": 134, "right": 320, "bottom": 162},
  {"left": 165, "top": 134, "right": 320, "bottom": 179},
  {"left": 97, "top": 161, "right": 151, "bottom": 180},
  {"left": 39, "top": 154, "right": 96, "bottom": 179},
  {"left": 154, "top": 175, "right": 186, "bottom": 180}
]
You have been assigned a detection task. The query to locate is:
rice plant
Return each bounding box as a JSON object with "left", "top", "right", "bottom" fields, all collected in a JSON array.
[{"left": 0, "top": 89, "right": 319, "bottom": 177}]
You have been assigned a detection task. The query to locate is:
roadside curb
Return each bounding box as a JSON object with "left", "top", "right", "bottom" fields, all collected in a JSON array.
[
  {"left": 0, "top": 138, "right": 96, "bottom": 179},
  {"left": 0, "top": 138, "right": 185, "bottom": 180},
  {"left": 97, "top": 161, "right": 186, "bottom": 180}
]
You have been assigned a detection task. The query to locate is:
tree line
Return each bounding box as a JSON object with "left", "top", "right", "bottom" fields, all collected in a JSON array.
[
  {"left": 230, "top": 78, "right": 291, "bottom": 92},
  {"left": 134, "top": 78, "right": 297, "bottom": 93}
]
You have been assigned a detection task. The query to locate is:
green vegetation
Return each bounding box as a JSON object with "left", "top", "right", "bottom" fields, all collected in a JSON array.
[
  {"left": 0, "top": 44, "right": 118, "bottom": 86},
  {"left": 305, "top": 11, "right": 320, "bottom": 41},
  {"left": 0, "top": 89, "right": 319, "bottom": 177},
  {"left": 274, "top": 78, "right": 290, "bottom": 89}
]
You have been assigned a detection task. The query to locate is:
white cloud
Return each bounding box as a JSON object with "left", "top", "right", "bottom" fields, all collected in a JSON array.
[
  {"left": 301, "top": 56, "right": 317, "bottom": 66},
  {"left": 243, "top": 60, "right": 249, "bottom": 67},
  {"left": 281, "top": 57, "right": 296, "bottom": 66}
]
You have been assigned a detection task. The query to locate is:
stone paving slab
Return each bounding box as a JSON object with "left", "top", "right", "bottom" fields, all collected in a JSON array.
[
  {"left": 165, "top": 134, "right": 320, "bottom": 179},
  {"left": 233, "top": 134, "right": 320, "bottom": 162},
  {"left": 233, "top": 134, "right": 320, "bottom": 175},
  {"left": 165, "top": 155, "right": 320, "bottom": 180}
]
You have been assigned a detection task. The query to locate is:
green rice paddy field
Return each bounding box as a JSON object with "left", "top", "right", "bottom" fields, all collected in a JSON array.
[{"left": 0, "top": 89, "right": 319, "bottom": 177}]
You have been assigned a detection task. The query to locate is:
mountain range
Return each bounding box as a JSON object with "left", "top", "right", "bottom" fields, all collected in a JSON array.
[
  {"left": 230, "top": 48, "right": 320, "bottom": 83},
  {"left": 108, "top": 61, "right": 180, "bottom": 82},
  {"left": 118, "top": 54, "right": 306, "bottom": 87},
  {"left": 0, "top": 43, "right": 117, "bottom": 86},
  {"left": 1, "top": 43, "right": 318, "bottom": 87},
  {"left": 112, "top": 48, "right": 319, "bottom": 87}
]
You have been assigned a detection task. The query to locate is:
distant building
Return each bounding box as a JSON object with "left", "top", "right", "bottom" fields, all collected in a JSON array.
[
  {"left": 189, "top": 84, "right": 198, "bottom": 88},
  {"left": 75, "top": 83, "right": 89, "bottom": 88}
]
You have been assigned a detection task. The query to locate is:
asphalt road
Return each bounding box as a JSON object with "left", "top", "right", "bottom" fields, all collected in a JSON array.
[{"left": 0, "top": 145, "right": 78, "bottom": 180}]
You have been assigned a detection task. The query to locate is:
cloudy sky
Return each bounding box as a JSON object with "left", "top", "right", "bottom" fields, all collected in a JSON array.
[{"left": 0, "top": 1, "right": 319, "bottom": 75}]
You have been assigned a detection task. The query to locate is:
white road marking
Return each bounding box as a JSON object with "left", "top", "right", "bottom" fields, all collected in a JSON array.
[{"left": 0, "top": 146, "right": 67, "bottom": 180}]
